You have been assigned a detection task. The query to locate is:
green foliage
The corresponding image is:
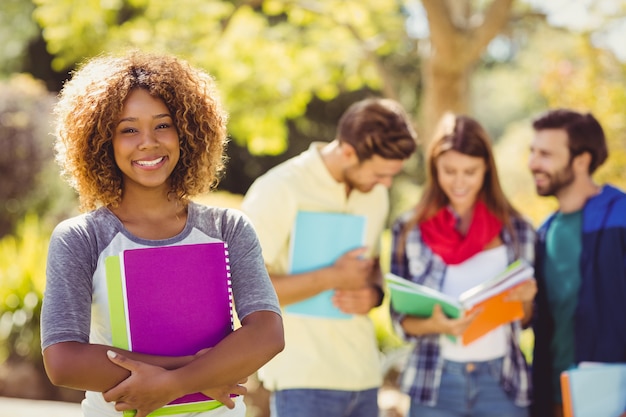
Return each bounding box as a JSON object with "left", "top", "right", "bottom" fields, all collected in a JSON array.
[
  {"left": 0, "top": 73, "right": 78, "bottom": 238},
  {"left": 520, "top": 327, "right": 534, "bottom": 364},
  {"left": 0, "top": 0, "right": 39, "bottom": 75},
  {"left": 533, "top": 28, "right": 626, "bottom": 187},
  {"left": 372, "top": 229, "right": 408, "bottom": 352},
  {"left": 473, "top": 22, "right": 626, "bottom": 227},
  {"left": 0, "top": 74, "right": 59, "bottom": 237},
  {"left": 0, "top": 213, "right": 50, "bottom": 364},
  {"left": 32, "top": 0, "right": 413, "bottom": 155}
]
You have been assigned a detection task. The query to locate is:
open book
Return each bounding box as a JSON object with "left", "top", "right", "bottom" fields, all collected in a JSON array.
[
  {"left": 386, "top": 259, "right": 534, "bottom": 345},
  {"left": 105, "top": 242, "right": 234, "bottom": 417},
  {"left": 285, "top": 210, "right": 366, "bottom": 319},
  {"left": 561, "top": 362, "right": 626, "bottom": 417}
]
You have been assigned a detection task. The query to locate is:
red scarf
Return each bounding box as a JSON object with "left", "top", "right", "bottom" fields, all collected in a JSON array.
[{"left": 419, "top": 200, "right": 502, "bottom": 265}]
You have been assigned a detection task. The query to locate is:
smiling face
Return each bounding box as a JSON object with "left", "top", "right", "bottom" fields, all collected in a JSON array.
[
  {"left": 528, "top": 128, "right": 575, "bottom": 197},
  {"left": 435, "top": 150, "right": 487, "bottom": 213},
  {"left": 112, "top": 88, "right": 180, "bottom": 194}
]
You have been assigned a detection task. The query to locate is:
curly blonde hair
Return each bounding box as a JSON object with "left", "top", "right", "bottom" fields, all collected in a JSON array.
[{"left": 53, "top": 50, "right": 229, "bottom": 212}]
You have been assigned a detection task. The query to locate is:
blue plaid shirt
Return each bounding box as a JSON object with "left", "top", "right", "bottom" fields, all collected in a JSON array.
[{"left": 389, "top": 210, "right": 535, "bottom": 407}]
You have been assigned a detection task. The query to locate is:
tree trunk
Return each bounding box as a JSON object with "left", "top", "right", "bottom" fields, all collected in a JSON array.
[
  {"left": 421, "top": 59, "right": 471, "bottom": 143},
  {"left": 418, "top": 0, "right": 515, "bottom": 144}
]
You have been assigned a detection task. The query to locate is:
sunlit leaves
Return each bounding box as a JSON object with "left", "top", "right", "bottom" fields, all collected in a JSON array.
[
  {"left": 0, "top": 214, "right": 49, "bottom": 361},
  {"left": 0, "top": 0, "right": 39, "bottom": 74},
  {"left": 33, "top": 0, "right": 120, "bottom": 70},
  {"left": 32, "top": 0, "right": 408, "bottom": 154},
  {"left": 535, "top": 29, "right": 626, "bottom": 185}
]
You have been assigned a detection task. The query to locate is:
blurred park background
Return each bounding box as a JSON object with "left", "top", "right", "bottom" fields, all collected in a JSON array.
[{"left": 1, "top": 0, "right": 625, "bottom": 415}]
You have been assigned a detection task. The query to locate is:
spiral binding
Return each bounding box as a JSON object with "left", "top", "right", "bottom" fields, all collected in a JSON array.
[{"left": 223, "top": 242, "right": 235, "bottom": 331}]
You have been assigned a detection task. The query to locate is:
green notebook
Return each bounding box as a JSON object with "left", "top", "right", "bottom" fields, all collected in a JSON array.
[
  {"left": 385, "top": 273, "right": 462, "bottom": 319},
  {"left": 385, "top": 259, "right": 534, "bottom": 345}
]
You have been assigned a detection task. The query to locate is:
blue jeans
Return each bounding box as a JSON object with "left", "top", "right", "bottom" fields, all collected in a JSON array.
[
  {"left": 270, "top": 387, "right": 379, "bottom": 417},
  {"left": 409, "top": 358, "right": 529, "bottom": 417}
]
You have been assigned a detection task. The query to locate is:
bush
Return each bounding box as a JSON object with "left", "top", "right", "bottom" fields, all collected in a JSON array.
[
  {"left": 0, "top": 74, "right": 76, "bottom": 239},
  {"left": 0, "top": 213, "right": 49, "bottom": 364}
]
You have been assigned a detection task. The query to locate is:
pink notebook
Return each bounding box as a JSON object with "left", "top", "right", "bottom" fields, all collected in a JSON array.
[{"left": 105, "top": 242, "right": 234, "bottom": 416}]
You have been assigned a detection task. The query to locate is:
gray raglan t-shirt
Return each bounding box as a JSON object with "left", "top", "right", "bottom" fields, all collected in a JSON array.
[{"left": 41, "top": 201, "right": 280, "bottom": 416}]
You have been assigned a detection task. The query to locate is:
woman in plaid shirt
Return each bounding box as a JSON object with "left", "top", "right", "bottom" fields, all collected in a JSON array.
[{"left": 389, "top": 113, "right": 537, "bottom": 417}]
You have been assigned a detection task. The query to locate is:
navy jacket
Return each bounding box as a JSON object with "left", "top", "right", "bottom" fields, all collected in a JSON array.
[{"left": 531, "top": 185, "right": 626, "bottom": 416}]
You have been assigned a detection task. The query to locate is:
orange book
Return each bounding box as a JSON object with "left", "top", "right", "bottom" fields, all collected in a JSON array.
[
  {"left": 387, "top": 259, "right": 534, "bottom": 346},
  {"left": 461, "top": 284, "right": 525, "bottom": 345},
  {"left": 561, "top": 372, "right": 573, "bottom": 417},
  {"left": 455, "top": 259, "right": 532, "bottom": 345}
]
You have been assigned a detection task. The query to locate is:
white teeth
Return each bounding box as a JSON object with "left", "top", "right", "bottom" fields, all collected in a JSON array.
[{"left": 135, "top": 157, "right": 164, "bottom": 167}]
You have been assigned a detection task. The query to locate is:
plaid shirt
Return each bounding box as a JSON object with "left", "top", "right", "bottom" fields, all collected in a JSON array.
[{"left": 389, "top": 210, "right": 535, "bottom": 407}]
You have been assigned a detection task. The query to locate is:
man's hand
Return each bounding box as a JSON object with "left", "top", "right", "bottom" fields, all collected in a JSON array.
[
  {"left": 333, "top": 286, "right": 380, "bottom": 315},
  {"left": 332, "top": 248, "right": 374, "bottom": 290}
]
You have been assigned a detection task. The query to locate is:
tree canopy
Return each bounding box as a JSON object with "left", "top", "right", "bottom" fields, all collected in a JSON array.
[
  {"left": 32, "top": 0, "right": 411, "bottom": 154},
  {"left": 0, "top": 0, "right": 623, "bottom": 200},
  {"left": 25, "top": 1, "right": 626, "bottom": 153},
  {"left": 27, "top": 1, "right": 548, "bottom": 150}
]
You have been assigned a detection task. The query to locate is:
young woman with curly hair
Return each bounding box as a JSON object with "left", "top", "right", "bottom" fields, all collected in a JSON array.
[{"left": 40, "top": 50, "right": 284, "bottom": 417}]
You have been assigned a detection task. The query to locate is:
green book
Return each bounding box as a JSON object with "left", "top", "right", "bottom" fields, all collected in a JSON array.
[
  {"left": 385, "top": 259, "right": 534, "bottom": 345},
  {"left": 385, "top": 273, "right": 462, "bottom": 319}
]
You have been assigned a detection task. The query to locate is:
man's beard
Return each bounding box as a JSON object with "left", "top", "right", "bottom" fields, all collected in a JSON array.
[
  {"left": 534, "top": 163, "right": 575, "bottom": 197},
  {"left": 343, "top": 169, "right": 375, "bottom": 193},
  {"left": 345, "top": 177, "right": 375, "bottom": 193}
]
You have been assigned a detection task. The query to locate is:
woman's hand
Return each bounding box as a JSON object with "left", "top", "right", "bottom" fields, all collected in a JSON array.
[
  {"left": 401, "top": 303, "right": 481, "bottom": 337},
  {"left": 506, "top": 278, "right": 537, "bottom": 327},
  {"left": 192, "top": 348, "right": 247, "bottom": 408},
  {"left": 431, "top": 304, "right": 481, "bottom": 337},
  {"left": 506, "top": 278, "right": 537, "bottom": 303},
  {"left": 200, "top": 378, "right": 248, "bottom": 409},
  {"left": 104, "top": 349, "right": 249, "bottom": 414},
  {"left": 103, "top": 351, "right": 181, "bottom": 417}
]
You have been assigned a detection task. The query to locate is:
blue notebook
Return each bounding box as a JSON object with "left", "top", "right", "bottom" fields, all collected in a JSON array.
[
  {"left": 285, "top": 211, "right": 366, "bottom": 319},
  {"left": 561, "top": 362, "right": 626, "bottom": 417}
]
